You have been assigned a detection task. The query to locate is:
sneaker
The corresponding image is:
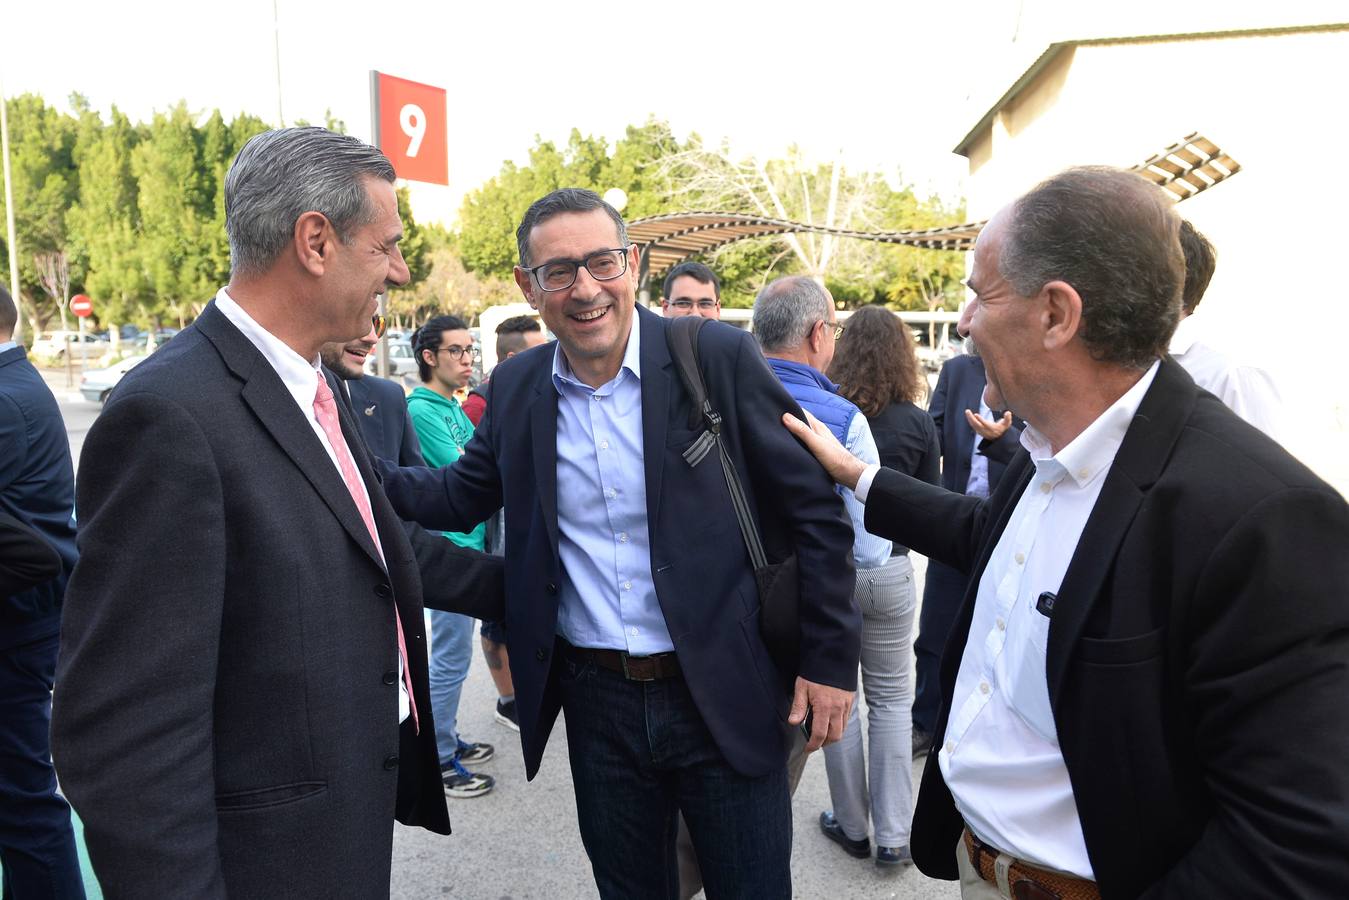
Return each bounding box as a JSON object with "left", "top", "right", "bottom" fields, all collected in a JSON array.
[
  {"left": 494, "top": 698, "right": 520, "bottom": 732},
  {"left": 455, "top": 739, "right": 494, "bottom": 764},
  {"left": 442, "top": 757, "right": 495, "bottom": 798},
  {"left": 818, "top": 811, "right": 871, "bottom": 859},
  {"left": 875, "top": 845, "right": 913, "bottom": 868}
]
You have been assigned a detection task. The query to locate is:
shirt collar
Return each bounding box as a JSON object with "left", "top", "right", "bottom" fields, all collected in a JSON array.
[
  {"left": 551, "top": 312, "right": 642, "bottom": 396},
  {"left": 1020, "top": 359, "right": 1161, "bottom": 489},
  {"left": 214, "top": 287, "right": 324, "bottom": 410},
  {"left": 0, "top": 340, "right": 17, "bottom": 354},
  {"left": 1168, "top": 313, "right": 1200, "bottom": 355}
]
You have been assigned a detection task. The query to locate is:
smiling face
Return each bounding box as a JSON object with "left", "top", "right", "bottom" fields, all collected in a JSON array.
[
  {"left": 513, "top": 208, "right": 637, "bottom": 388},
  {"left": 960, "top": 210, "right": 1042, "bottom": 413},
  {"left": 319, "top": 321, "right": 379, "bottom": 379},
  {"left": 321, "top": 177, "right": 409, "bottom": 344}
]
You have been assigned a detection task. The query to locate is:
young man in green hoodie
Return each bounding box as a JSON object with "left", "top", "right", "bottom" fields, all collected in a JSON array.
[{"left": 408, "top": 314, "right": 495, "bottom": 798}]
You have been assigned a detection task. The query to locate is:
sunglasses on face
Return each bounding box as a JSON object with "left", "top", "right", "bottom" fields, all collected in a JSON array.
[{"left": 372, "top": 314, "right": 387, "bottom": 339}]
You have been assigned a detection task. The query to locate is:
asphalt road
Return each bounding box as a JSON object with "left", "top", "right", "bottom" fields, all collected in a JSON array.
[{"left": 46, "top": 367, "right": 959, "bottom": 900}]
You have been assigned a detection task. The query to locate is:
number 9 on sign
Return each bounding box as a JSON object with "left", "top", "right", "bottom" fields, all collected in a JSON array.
[{"left": 400, "top": 104, "right": 426, "bottom": 158}]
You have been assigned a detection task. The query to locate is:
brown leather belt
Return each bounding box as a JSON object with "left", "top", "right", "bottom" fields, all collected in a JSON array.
[
  {"left": 963, "top": 830, "right": 1101, "bottom": 900},
  {"left": 560, "top": 641, "right": 681, "bottom": 682}
]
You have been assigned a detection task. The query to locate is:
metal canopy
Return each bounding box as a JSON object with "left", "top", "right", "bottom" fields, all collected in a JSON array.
[{"left": 630, "top": 132, "right": 1239, "bottom": 279}]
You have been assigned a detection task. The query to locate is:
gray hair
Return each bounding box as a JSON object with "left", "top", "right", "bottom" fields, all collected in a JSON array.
[
  {"left": 752, "top": 276, "right": 832, "bottom": 352},
  {"left": 999, "top": 166, "right": 1183, "bottom": 369},
  {"left": 515, "top": 188, "right": 628, "bottom": 267},
  {"left": 225, "top": 127, "right": 396, "bottom": 276}
]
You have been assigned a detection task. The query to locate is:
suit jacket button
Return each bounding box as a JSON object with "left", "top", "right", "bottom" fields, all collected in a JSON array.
[
  {"left": 375, "top": 583, "right": 392, "bottom": 599},
  {"left": 383, "top": 755, "right": 399, "bottom": 770},
  {"left": 535, "top": 648, "right": 547, "bottom": 662},
  {"left": 546, "top": 582, "right": 558, "bottom": 594},
  {"left": 382, "top": 671, "right": 397, "bottom": 685}
]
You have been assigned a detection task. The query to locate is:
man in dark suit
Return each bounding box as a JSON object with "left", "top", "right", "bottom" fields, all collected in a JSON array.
[
  {"left": 0, "top": 286, "right": 85, "bottom": 899},
  {"left": 785, "top": 166, "right": 1349, "bottom": 899},
  {"left": 51, "top": 128, "right": 503, "bottom": 899},
  {"left": 913, "top": 353, "right": 1021, "bottom": 753},
  {"left": 381, "top": 188, "right": 860, "bottom": 898}
]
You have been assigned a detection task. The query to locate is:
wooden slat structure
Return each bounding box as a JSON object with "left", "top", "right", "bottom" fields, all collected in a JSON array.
[{"left": 629, "top": 132, "right": 1239, "bottom": 279}]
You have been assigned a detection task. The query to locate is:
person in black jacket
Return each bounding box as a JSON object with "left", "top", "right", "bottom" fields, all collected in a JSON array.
[
  {"left": 816, "top": 303, "right": 941, "bottom": 867},
  {"left": 785, "top": 166, "right": 1349, "bottom": 899},
  {"left": 0, "top": 285, "right": 86, "bottom": 899}
]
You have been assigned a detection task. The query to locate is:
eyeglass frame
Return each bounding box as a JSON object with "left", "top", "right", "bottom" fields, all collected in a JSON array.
[
  {"left": 520, "top": 245, "right": 634, "bottom": 293},
  {"left": 668, "top": 298, "right": 721, "bottom": 311},
  {"left": 432, "top": 344, "right": 475, "bottom": 361}
]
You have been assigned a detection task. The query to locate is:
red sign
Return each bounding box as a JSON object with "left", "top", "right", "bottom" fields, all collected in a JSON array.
[
  {"left": 70, "top": 294, "right": 93, "bottom": 318},
  {"left": 371, "top": 71, "right": 448, "bottom": 186}
]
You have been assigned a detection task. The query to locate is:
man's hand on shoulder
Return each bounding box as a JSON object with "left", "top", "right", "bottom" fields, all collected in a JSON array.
[
  {"left": 781, "top": 410, "right": 866, "bottom": 490},
  {"left": 789, "top": 676, "right": 854, "bottom": 753}
]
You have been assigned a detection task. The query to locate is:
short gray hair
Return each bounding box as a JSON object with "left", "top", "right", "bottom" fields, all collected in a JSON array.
[
  {"left": 225, "top": 127, "right": 396, "bottom": 276},
  {"left": 999, "top": 166, "right": 1183, "bottom": 369},
  {"left": 753, "top": 276, "right": 832, "bottom": 352},
  {"left": 516, "top": 188, "right": 628, "bottom": 267}
]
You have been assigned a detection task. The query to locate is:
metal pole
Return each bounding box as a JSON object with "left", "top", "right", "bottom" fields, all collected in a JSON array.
[
  {"left": 273, "top": 0, "right": 285, "bottom": 126},
  {"left": 0, "top": 79, "right": 22, "bottom": 343}
]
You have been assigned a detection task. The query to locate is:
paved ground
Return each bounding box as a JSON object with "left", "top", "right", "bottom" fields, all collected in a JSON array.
[{"left": 46, "top": 367, "right": 959, "bottom": 899}]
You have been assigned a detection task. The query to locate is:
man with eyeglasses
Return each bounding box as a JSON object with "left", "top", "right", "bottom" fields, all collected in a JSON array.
[
  {"left": 660, "top": 261, "right": 722, "bottom": 319},
  {"left": 379, "top": 188, "right": 859, "bottom": 898},
  {"left": 407, "top": 315, "right": 498, "bottom": 799}
]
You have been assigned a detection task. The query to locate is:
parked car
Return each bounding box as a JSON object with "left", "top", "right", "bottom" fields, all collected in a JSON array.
[
  {"left": 80, "top": 355, "right": 150, "bottom": 403},
  {"left": 30, "top": 330, "right": 110, "bottom": 362},
  {"left": 363, "top": 339, "right": 418, "bottom": 378}
]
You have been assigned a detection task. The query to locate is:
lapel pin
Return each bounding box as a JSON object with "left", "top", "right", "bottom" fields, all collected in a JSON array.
[{"left": 364, "top": 405, "right": 376, "bottom": 416}]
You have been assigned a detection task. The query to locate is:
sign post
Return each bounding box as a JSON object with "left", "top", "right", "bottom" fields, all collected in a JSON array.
[
  {"left": 369, "top": 71, "right": 449, "bottom": 379},
  {"left": 70, "top": 294, "right": 92, "bottom": 382}
]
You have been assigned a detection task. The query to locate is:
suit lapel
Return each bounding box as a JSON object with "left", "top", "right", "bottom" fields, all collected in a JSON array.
[
  {"left": 1044, "top": 359, "right": 1195, "bottom": 705},
  {"left": 637, "top": 307, "right": 671, "bottom": 528},
  {"left": 530, "top": 364, "right": 561, "bottom": 562},
  {"left": 198, "top": 303, "right": 385, "bottom": 570}
]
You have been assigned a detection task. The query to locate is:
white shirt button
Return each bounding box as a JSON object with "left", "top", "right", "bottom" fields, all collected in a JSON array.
[
  {"left": 996, "top": 617, "right": 1006, "bottom": 631},
  {"left": 605, "top": 488, "right": 617, "bottom": 500},
  {"left": 1077, "top": 468, "right": 1090, "bottom": 480},
  {"left": 622, "top": 581, "right": 632, "bottom": 591},
  {"left": 1040, "top": 482, "right": 1051, "bottom": 493},
  {"left": 979, "top": 681, "right": 991, "bottom": 695},
  {"left": 628, "top": 626, "right": 639, "bottom": 637},
  {"left": 599, "top": 439, "right": 609, "bottom": 450},
  {"left": 945, "top": 740, "right": 956, "bottom": 753},
  {"left": 1015, "top": 552, "right": 1026, "bottom": 565},
  {"left": 617, "top": 532, "right": 628, "bottom": 543}
]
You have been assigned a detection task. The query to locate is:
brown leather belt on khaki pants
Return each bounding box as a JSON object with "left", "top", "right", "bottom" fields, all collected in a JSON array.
[{"left": 963, "top": 829, "right": 1101, "bottom": 900}]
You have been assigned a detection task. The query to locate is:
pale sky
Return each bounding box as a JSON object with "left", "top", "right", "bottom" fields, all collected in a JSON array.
[{"left": 5, "top": 1, "right": 1343, "bottom": 226}]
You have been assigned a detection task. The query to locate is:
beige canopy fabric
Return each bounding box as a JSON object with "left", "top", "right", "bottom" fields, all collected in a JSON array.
[{"left": 630, "top": 132, "right": 1238, "bottom": 280}]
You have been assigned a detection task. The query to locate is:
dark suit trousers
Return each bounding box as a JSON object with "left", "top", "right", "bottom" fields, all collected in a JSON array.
[{"left": 0, "top": 631, "right": 85, "bottom": 899}]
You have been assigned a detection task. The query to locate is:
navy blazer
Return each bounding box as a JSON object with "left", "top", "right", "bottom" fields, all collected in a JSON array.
[
  {"left": 381, "top": 305, "right": 859, "bottom": 779},
  {"left": 0, "top": 346, "right": 77, "bottom": 649},
  {"left": 345, "top": 375, "right": 425, "bottom": 467},
  {"left": 929, "top": 354, "right": 1021, "bottom": 495}
]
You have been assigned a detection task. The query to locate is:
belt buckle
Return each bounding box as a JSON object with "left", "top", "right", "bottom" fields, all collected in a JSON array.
[{"left": 620, "top": 653, "right": 656, "bottom": 682}]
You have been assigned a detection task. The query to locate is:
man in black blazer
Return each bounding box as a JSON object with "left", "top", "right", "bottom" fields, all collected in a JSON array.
[
  {"left": 381, "top": 189, "right": 860, "bottom": 898},
  {"left": 51, "top": 128, "right": 503, "bottom": 899},
  {"left": 320, "top": 320, "right": 425, "bottom": 467},
  {"left": 914, "top": 354, "right": 1021, "bottom": 752},
  {"left": 0, "top": 286, "right": 85, "bottom": 898},
  {"left": 785, "top": 166, "right": 1349, "bottom": 899}
]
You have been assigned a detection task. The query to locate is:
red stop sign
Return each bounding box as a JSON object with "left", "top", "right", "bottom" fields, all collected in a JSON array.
[{"left": 70, "top": 294, "right": 93, "bottom": 318}]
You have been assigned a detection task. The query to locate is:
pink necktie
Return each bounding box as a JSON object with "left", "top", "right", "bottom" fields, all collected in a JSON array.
[{"left": 314, "top": 372, "right": 419, "bottom": 734}]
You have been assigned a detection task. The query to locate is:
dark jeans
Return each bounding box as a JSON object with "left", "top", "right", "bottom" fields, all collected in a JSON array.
[
  {"left": 558, "top": 648, "right": 791, "bottom": 900},
  {"left": 913, "top": 560, "right": 967, "bottom": 734},
  {"left": 0, "top": 632, "right": 86, "bottom": 899}
]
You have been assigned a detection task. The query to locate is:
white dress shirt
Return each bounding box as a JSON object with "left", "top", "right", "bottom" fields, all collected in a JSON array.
[
  {"left": 1169, "top": 314, "right": 1282, "bottom": 440},
  {"left": 214, "top": 288, "right": 409, "bottom": 724}
]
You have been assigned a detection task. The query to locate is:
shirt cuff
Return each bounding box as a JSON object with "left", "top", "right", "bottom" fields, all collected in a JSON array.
[{"left": 854, "top": 464, "right": 882, "bottom": 503}]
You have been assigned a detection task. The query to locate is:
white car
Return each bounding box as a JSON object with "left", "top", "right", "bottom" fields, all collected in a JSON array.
[
  {"left": 80, "top": 355, "right": 149, "bottom": 403},
  {"left": 363, "top": 340, "right": 419, "bottom": 378},
  {"left": 30, "top": 330, "right": 109, "bottom": 362}
]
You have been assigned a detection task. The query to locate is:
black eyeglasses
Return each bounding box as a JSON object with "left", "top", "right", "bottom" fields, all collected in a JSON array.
[
  {"left": 435, "top": 344, "right": 474, "bottom": 361},
  {"left": 372, "top": 314, "right": 387, "bottom": 339},
  {"left": 522, "top": 247, "right": 632, "bottom": 293},
  {"left": 669, "top": 299, "right": 720, "bottom": 311}
]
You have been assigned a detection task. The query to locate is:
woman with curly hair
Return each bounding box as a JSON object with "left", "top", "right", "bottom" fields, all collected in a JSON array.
[{"left": 818, "top": 304, "right": 940, "bottom": 867}]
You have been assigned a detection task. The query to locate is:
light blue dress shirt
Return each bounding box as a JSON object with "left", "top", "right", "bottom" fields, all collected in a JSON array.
[
  {"left": 843, "top": 414, "right": 893, "bottom": 569},
  {"left": 551, "top": 323, "right": 672, "bottom": 654}
]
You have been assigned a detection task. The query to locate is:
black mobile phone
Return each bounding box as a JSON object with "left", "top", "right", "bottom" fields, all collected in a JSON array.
[{"left": 799, "top": 708, "right": 814, "bottom": 740}]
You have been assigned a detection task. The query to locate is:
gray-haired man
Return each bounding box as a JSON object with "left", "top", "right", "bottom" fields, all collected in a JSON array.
[{"left": 52, "top": 127, "right": 503, "bottom": 899}]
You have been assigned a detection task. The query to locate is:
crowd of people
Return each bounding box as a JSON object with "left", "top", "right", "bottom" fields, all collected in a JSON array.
[{"left": 1, "top": 125, "right": 1346, "bottom": 900}]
